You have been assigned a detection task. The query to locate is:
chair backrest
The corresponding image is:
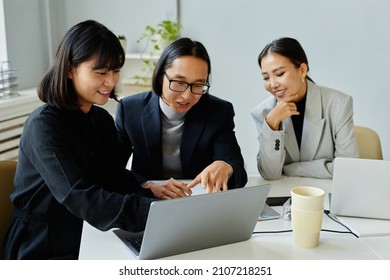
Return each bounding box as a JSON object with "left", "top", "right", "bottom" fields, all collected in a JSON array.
[
  {"left": 0, "top": 160, "right": 17, "bottom": 258},
  {"left": 354, "top": 126, "right": 383, "bottom": 160}
]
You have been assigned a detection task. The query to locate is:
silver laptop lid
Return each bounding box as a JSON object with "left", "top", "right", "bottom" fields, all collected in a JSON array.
[
  {"left": 331, "top": 157, "right": 390, "bottom": 220},
  {"left": 138, "top": 184, "right": 270, "bottom": 259}
]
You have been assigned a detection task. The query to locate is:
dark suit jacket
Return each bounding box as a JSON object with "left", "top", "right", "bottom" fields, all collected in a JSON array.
[{"left": 115, "top": 91, "right": 247, "bottom": 189}]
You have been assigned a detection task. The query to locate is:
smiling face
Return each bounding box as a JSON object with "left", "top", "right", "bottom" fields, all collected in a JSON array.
[
  {"left": 260, "top": 52, "right": 308, "bottom": 103},
  {"left": 161, "top": 56, "right": 208, "bottom": 113},
  {"left": 68, "top": 57, "right": 120, "bottom": 113}
]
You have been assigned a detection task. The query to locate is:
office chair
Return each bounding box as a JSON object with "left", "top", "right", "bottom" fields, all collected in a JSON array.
[
  {"left": 0, "top": 160, "right": 17, "bottom": 259},
  {"left": 354, "top": 126, "right": 383, "bottom": 160}
]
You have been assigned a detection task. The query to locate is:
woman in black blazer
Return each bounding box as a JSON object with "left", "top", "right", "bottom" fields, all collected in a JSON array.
[{"left": 115, "top": 38, "right": 247, "bottom": 199}]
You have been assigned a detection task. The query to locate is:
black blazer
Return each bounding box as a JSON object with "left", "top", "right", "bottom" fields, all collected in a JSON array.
[
  {"left": 3, "top": 105, "right": 154, "bottom": 260},
  {"left": 115, "top": 91, "right": 247, "bottom": 189}
]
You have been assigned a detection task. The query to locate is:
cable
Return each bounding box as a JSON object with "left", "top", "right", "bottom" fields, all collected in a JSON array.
[
  {"left": 252, "top": 210, "right": 359, "bottom": 238},
  {"left": 323, "top": 210, "right": 359, "bottom": 238}
]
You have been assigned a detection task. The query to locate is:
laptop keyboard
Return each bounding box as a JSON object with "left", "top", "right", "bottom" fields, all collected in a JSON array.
[{"left": 124, "top": 236, "right": 143, "bottom": 252}]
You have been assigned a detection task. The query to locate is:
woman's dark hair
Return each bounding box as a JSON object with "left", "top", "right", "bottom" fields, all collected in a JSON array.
[
  {"left": 258, "top": 37, "right": 314, "bottom": 83},
  {"left": 152, "top": 37, "right": 211, "bottom": 96},
  {"left": 38, "top": 20, "right": 125, "bottom": 109}
]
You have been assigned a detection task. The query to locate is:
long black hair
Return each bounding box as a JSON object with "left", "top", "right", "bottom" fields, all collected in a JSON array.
[{"left": 152, "top": 37, "right": 211, "bottom": 96}]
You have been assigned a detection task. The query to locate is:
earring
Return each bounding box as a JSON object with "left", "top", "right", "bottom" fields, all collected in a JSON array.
[{"left": 301, "top": 77, "right": 305, "bottom": 84}]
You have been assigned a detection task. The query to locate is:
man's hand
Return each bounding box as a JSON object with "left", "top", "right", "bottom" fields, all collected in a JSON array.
[{"left": 187, "top": 160, "right": 233, "bottom": 193}]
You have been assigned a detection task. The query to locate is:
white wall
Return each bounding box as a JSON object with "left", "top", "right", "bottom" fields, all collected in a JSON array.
[
  {"left": 0, "top": 0, "right": 7, "bottom": 61},
  {"left": 179, "top": 0, "right": 390, "bottom": 175},
  {"left": 4, "top": 0, "right": 50, "bottom": 89},
  {"left": 61, "top": 0, "right": 178, "bottom": 53}
]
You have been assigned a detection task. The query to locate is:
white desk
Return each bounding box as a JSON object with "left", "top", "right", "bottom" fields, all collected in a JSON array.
[
  {"left": 78, "top": 176, "right": 390, "bottom": 260},
  {"left": 247, "top": 176, "right": 333, "bottom": 197},
  {"left": 360, "top": 236, "right": 390, "bottom": 259}
]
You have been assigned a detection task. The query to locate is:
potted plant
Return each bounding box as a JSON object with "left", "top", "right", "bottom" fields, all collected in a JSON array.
[{"left": 133, "top": 20, "right": 182, "bottom": 87}]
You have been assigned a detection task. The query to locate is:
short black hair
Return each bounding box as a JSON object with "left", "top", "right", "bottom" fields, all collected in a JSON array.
[{"left": 38, "top": 20, "right": 125, "bottom": 109}]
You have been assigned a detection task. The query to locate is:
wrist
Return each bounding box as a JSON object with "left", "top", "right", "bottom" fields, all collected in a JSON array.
[
  {"left": 141, "top": 181, "right": 152, "bottom": 188},
  {"left": 226, "top": 163, "right": 233, "bottom": 177},
  {"left": 266, "top": 117, "right": 280, "bottom": 131}
]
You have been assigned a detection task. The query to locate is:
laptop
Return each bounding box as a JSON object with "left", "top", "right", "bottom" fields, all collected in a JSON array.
[
  {"left": 330, "top": 157, "right": 390, "bottom": 220},
  {"left": 114, "top": 184, "right": 271, "bottom": 259}
]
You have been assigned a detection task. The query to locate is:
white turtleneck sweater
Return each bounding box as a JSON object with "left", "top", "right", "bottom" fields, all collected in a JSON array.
[{"left": 159, "top": 97, "right": 186, "bottom": 178}]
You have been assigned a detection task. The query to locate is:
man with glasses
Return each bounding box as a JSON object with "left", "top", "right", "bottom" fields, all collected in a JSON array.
[{"left": 115, "top": 37, "right": 247, "bottom": 199}]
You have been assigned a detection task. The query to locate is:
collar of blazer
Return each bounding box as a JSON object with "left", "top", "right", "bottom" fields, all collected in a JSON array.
[
  {"left": 283, "top": 81, "right": 325, "bottom": 162},
  {"left": 141, "top": 92, "right": 208, "bottom": 173},
  {"left": 141, "top": 93, "right": 163, "bottom": 165}
]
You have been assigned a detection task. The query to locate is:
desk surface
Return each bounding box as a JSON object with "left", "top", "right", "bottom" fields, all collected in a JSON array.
[{"left": 78, "top": 176, "right": 390, "bottom": 260}]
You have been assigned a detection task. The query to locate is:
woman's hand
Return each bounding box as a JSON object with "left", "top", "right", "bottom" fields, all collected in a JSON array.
[
  {"left": 144, "top": 178, "right": 192, "bottom": 200},
  {"left": 266, "top": 94, "right": 300, "bottom": 130},
  {"left": 187, "top": 160, "right": 233, "bottom": 193}
]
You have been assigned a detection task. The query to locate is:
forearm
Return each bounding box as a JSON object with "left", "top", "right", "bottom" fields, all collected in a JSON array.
[
  {"left": 256, "top": 121, "right": 285, "bottom": 180},
  {"left": 283, "top": 159, "right": 333, "bottom": 179}
]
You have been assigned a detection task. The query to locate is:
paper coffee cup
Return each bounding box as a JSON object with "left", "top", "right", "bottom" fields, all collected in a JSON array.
[{"left": 290, "top": 186, "right": 325, "bottom": 248}]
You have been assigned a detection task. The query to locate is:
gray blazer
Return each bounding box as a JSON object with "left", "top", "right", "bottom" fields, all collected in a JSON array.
[{"left": 251, "top": 81, "right": 359, "bottom": 180}]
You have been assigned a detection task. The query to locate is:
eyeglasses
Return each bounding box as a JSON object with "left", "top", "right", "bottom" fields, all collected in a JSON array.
[{"left": 164, "top": 72, "right": 209, "bottom": 95}]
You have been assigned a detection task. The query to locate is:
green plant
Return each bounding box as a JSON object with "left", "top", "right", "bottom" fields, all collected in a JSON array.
[
  {"left": 138, "top": 20, "right": 182, "bottom": 53},
  {"left": 133, "top": 20, "right": 182, "bottom": 87}
]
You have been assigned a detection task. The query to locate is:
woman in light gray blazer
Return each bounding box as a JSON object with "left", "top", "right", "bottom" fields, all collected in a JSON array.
[{"left": 251, "top": 37, "right": 358, "bottom": 180}]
